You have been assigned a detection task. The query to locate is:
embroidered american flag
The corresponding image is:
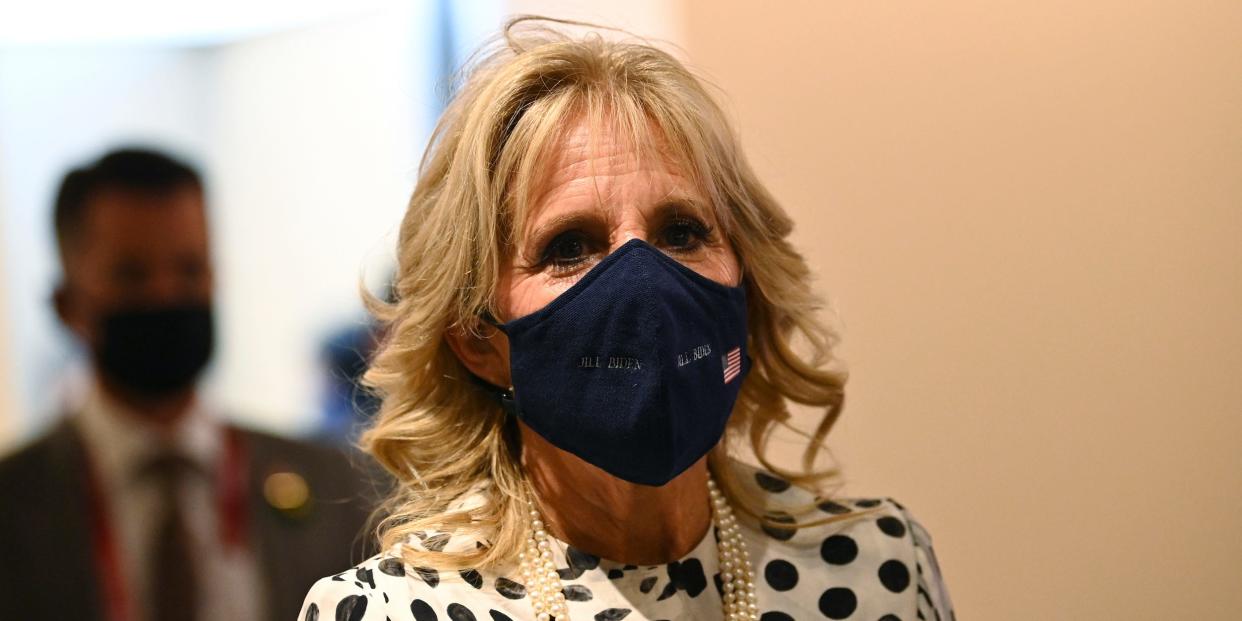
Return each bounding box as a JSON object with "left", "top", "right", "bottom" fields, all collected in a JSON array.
[{"left": 723, "top": 346, "right": 742, "bottom": 384}]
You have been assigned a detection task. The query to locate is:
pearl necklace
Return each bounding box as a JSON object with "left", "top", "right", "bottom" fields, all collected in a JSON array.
[{"left": 518, "top": 476, "right": 759, "bottom": 621}]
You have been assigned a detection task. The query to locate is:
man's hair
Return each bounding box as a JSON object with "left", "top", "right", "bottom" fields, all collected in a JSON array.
[{"left": 53, "top": 147, "right": 202, "bottom": 258}]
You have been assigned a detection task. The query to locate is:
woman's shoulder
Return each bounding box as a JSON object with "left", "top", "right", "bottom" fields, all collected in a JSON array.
[
  {"left": 730, "top": 459, "right": 938, "bottom": 556},
  {"left": 298, "top": 549, "right": 469, "bottom": 621},
  {"left": 729, "top": 459, "right": 925, "bottom": 526},
  {"left": 299, "top": 543, "right": 527, "bottom": 621},
  {"left": 299, "top": 553, "right": 406, "bottom": 621},
  {"left": 735, "top": 463, "right": 924, "bottom": 542},
  {"left": 732, "top": 462, "right": 956, "bottom": 620}
]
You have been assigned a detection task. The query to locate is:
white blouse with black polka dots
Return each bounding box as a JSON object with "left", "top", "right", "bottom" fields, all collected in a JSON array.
[{"left": 300, "top": 465, "right": 955, "bottom": 621}]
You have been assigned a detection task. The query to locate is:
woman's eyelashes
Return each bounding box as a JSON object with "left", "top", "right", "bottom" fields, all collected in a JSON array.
[
  {"left": 540, "top": 230, "right": 595, "bottom": 274},
  {"left": 660, "top": 216, "right": 714, "bottom": 253},
  {"left": 536, "top": 216, "right": 717, "bottom": 276}
]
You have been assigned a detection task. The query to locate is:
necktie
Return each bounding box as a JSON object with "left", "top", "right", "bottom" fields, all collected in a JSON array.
[{"left": 142, "top": 452, "right": 200, "bottom": 621}]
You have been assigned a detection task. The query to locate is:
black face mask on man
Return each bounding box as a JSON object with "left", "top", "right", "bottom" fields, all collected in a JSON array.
[{"left": 92, "top": 303, "right": 215, "bottom": 398}]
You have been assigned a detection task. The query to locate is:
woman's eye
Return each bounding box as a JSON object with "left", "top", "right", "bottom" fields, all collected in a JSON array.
[
  {"left": 661, "top": 218, "right": 712, "bottom": 251},
  {"left": 541, "top": 231, "right": 591, "bottom": 271}
]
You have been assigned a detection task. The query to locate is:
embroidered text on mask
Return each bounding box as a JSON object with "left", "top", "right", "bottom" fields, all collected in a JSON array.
[
  {"left": 578, "top": 356, "right": 643, "bottom": 369},
  {"left": 496, "top": 239, "right": 750, "bottom": 487}
]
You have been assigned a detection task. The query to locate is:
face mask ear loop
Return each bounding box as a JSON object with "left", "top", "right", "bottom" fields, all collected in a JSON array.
[
  {"left": 479, "top": 309, "right": 503, "bottom": 329},
  {"left": 500, "top": 391, "right": 524, "bottom": 458},
  {"left": 498, "top": 386, "right": 519, "bottom": 418},
  {"left": 466, "top": 370, "right": 518, "bottom": 411},
  {"left": 469, "top": 310, "right": 519, "bottom": 417}
]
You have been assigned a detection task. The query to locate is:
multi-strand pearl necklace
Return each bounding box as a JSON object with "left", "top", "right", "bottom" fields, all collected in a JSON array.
[
  {"left": 518, "top": 475, "right": 759, "bottom": 621},
  {"left": 710, "top": 476, "right": 761, "bottom": 621},
  {"left": 518, "top": 505, "right": 569, "bottom": 621}
]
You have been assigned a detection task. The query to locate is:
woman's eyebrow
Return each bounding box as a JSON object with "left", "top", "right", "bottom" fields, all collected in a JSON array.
[
  {"left": 523, "top": 208, "right": 604, "bottom": 249},
  {"left": 520, "top": 194, "right": 713, "bottom": 252},
  {"left": 651, "top": 196, "right": 713, "bottom": 222}
]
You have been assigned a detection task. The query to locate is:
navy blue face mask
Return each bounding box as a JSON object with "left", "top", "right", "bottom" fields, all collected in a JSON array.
[{"left": 495, "top": 238, "right": 751, "bottom": 487}]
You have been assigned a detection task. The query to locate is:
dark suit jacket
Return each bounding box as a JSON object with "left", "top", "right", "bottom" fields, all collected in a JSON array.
[{"left": 0, "top": 419, "right": 383, "bottom": 620}]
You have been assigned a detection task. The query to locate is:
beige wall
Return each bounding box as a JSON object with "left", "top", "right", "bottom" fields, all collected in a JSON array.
[{"left": 684, "top": 1, "right": 1242, "bottom": 619}]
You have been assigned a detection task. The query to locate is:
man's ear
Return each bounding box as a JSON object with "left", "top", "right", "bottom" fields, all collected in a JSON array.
[
  {"left": 52, "top": 281, "right": 91, "bottom": 342},
  {"left": 444, "top": 320, "right": 512, "bottom": 388}
]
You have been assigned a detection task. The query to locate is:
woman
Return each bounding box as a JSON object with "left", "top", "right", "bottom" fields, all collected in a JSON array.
[{"left": 302, "top": 17, "right": 954, "bottom": 621}]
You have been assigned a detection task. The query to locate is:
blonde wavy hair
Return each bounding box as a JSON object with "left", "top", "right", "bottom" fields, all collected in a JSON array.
[{"left": 361, "top": 17, "right": 850, "bottom": 570}]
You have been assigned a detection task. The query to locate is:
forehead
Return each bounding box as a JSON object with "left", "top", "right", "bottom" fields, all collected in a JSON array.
[
  {"left": 545, "top": 121, "right": 681, "bottom": 178},
  {"left": 78, "top": 186, "right": 208, "bottom": 255},
  {"left": 518, "top": 119, "right": 703, "bottom": 228}
]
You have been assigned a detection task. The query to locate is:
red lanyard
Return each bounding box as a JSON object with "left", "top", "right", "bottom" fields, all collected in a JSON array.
[{"left": 82, "top": 428, "right": 249, "bottom": 621}]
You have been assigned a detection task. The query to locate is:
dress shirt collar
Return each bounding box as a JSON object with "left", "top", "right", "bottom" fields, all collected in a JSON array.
[{"left": 74, "top": 382, "right": 221, "bottom": 491}]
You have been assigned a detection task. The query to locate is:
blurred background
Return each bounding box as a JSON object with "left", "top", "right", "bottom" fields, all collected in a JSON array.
[{"left": 1, "top": 0, "right": 1238, "bottom": 619}]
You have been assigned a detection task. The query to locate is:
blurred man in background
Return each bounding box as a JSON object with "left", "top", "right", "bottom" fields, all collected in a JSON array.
[{"left": 0, "top": 148, "right": 376, "bottom": 621}]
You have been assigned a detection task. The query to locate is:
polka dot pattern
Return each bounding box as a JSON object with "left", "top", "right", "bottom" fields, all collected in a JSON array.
[
  {"left": 446, "top": 602, "right": 476, "bottom": 621},
  {"left": 818, "top": 587, "right": 857, "bottom": 619},
  {"left": 878, "top": 560, "right": 911, "bottom": 593},
  {"left": 378, "top": 559, "right": 405, "bottom": 577},
  {"left": 563, "top": 584, "right": 594, "bottom": 601},
  {"left": 876, "top": 517, "right": 907, "bottom": 538},
  {"left": 410, "top": 599, "right": 437, "bottom": 621},
  {"left": 334, "top": 595, "right": 367, "bottom": 621},
  {"left": 493, "top": 577, "right": 525, "bottom": 600},
  {"left": 816, "top": 499, "right": 853, "bottom": 515},
  {"left": 413, "top": 567, "right": 440, "bottom": 588},
  {"left": 759, "top": 613, "right": 793, "bottom": 621},
  {"left": 639, "top": 576, "right": 657, "bottom": 594},
  {"left": 423, "top": 533, "right": 451, "bottom": 552},
  {"left": 760, "top": 511, "right": 798, "bottom": 541},
  {"left": 754, "top": 471, "right": 792, "bottom": 493},
  {"left": 299, "top": 467, "right": 954, "bottom": 621},
  {"left": 820, "top": 535, "right": 859, "bottom": 565},
  {"left": 459, "top": 569, "right": 483, "bottom": 589},
  {"left": 561, "top": 546, "right": 602, "bottom": 580},
  {"left": 763, "top": 559, "right": 798, "bottom": 591}
]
